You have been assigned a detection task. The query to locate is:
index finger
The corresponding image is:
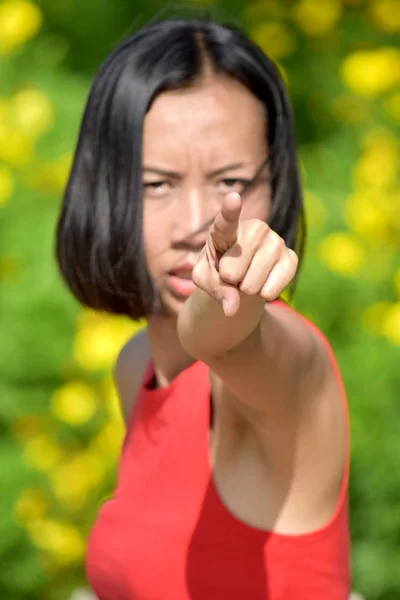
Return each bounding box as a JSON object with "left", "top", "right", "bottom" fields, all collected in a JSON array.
[{"left": 210, "top": 192, "right": 242, "bottom": 253}]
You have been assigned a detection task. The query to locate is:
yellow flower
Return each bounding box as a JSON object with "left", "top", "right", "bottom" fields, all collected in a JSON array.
[
  {"left": 369, "top": 0, "right": 400, "bottom": 33},
  {"left": 11, "top": 88, "right": 54, "bottom": 138},
  {"left": 50, "top": 452, "right": 106, "bottom": 508},
  {"left": 102, "top": 375, "right": 124, "bottom": 423},
  {"left": 252, "top": 22, "right": 296, "bottom": 59},
  {"left": 394, "top": 268, "right": 400, "bottom": 298},
  {"left": 344, "top": 190, "right": 390, "bottom": 242},
  {"left": 318, "top": 232, "right": 365, "bottom": 277},
  {"left": 13, "top": 488, "right": 48, "bottom": 525},
  {"left": 50, "top": 381, "right": 97, "bottom": 425},
  {"left": 0, "top": 0, "right": 42, "bottom": 55},
  {"left": 23, "top": 435, "right": 63, "bottom": 472},
  {"left": 341, "top": 47, "right": 400, "bottom": 97},
  {"left": 304, "top": 189, "right": 327, "bottom": 228},
  {"left": 382, "top": 302, "right": 400, "bottom": 345},
  {"left": 74, "top": 311, "right": 145, "bottom": 371},
  {"left": 89, "top": 419, "right": 124, "bottom": 462},
  {"left": 0, "top": 128, "right": 33, "bottom": 165},
  {"left": 27, "top": 519, "right": 85, "bottom": 566},
  {"left": 362, "top": 127, "right": 398, "bottom": 150},
  {"left": 384, "top": 92, "right": 400, "bottom": 123},
  {"left": 363, "top": 301, "right": 393, "bottom": 335},
  {"left": 25, "top": 153, "right": 72, "bottom": 194},
  {"left": 353, "top": 130, "right": 399, "bottom": 188},
  {"left": 0, "top": 164, "right": 15, "bottom": 206},
  {"left": 0, "top": 97, "right": 34, "bottom": 165},
  {"left": 292, "top": 0, "right": 342, "bottom": 36}
]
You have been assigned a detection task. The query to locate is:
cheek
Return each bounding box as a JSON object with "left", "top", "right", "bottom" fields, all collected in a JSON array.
[
  {"left": 143, "top": 210, "right": 171, "bottom": 275},
  {"left": 241, "top": 191, "right": 270, "bottom": 224}
]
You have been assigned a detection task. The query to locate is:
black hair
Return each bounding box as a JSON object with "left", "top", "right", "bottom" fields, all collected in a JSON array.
[{"left": 55, "top": 16, "right": 306, "bottom": 320}]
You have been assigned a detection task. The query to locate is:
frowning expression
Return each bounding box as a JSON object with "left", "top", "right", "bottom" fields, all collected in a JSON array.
[{"left": 142, "top": 74, "right": 271, "bottom": 317}]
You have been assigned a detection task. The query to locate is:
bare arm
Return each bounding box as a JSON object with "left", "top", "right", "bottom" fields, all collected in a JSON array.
[
  {"left": 176, "top": 192, "right": 319, "bottom": 421},
  {"left": 178, "top": 288, "right": 323, "bottom": 421}
]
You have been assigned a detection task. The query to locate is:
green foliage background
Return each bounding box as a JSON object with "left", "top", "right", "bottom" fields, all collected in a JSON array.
[{"left": 0, "top": 0, "right": 399, "bottom": 598}]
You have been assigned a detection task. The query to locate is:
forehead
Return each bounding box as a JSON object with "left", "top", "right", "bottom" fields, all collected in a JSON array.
[{"left": 143, "top": 75, "right": 267, "bottom": 162}]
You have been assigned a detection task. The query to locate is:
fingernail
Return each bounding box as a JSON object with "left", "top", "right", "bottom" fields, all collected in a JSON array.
[{"left": 222, "top": 298, "right": 228, "bottom": 314}]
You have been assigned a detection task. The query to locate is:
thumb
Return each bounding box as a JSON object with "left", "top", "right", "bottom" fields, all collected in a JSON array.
[
  {"left": 210, "top": 192, "right": 242, "bottom": 255},
  {"left": 219, "top": 285, "right": 241, "bottom": 317}
]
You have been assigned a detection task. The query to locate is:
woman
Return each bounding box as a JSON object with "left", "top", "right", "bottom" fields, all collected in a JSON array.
[{"left": 56, "top": 15, "right": 350, "bottom": 600}]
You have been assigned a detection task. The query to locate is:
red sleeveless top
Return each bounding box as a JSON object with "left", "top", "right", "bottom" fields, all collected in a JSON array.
[{"left": 86, "top": 306, "right": 351, "bottom": 600}]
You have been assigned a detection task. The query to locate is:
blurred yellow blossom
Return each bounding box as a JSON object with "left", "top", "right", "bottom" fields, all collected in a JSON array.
[
  {"left": 102, "top": 375, "right": 124, "bottom": 423},
  {"left": 384, "top": 92, "right": 400, "bottom": 123},
  {"left": 362, "top": 127, "right": 398, "bottom": 150},
  {"left": 292, "top": 0, "right": 342, "bottom": 36},
  {"left": 0, "top": 0, "right": 42, "bottom": 55},
  {"left": 50, "top": 381, "right": 97, "bottom": 425},
  {"left": 74, "top": 310, "right": 144, "bottom": 370},
  {"left": 27, "top": 519, "right": 85, "bottom": 566},
  {"left": 25, "top": 153, "right": 72, "bottom": 193},
  {"left": 304, "top": 189, "right": 327, "bottom": 228},
  {"left": 11, "top": 89, "right": 54, "bottom": 138},
  {"left": 90, "top": 419, "right": 124, "bottom": 462},
  {"left": 369, "top": 0, "right": 400, "bottom": 33},
  {"left": 341, "top": 47, "right": 400, "bottom": 97},
  {"left": 381, "top": 302, "right": 400, "bottom": 344},
  {"left": 394, "top": 268, "right": 400, "bottom": 297},
  {"left": 50, "top": 451, "right": 106, "bottom": 508},
  {"left": 344, "top": 190, "right": 390, "bottom": 242},
  {"left": 13, "top": 487, "right": 48, "bottom": 525},
  {"left": 363, "top": 301, "right": 393, "bottom": 335},
  {"left": 0, "top": 165, "right": 15, "bottom": 206},
  {"left": 0, "top": 128, "right": 33, "bottom": 165},
  {"left": 318, "top": 232, "right": 365, "bottom": 276},
  {"left": 252, "top": 22, "right": 296, "bottom": 59},
  {"left": 353, "top": 130, "right": 399, "bottom": 188},
  {"left": 23, "top": 435, "right": 63, "bottom": 472}
]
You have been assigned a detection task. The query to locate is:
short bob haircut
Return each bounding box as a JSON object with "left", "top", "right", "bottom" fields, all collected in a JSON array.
[{"left": 56, "top": 16, "right": 306, "bottom": 320}]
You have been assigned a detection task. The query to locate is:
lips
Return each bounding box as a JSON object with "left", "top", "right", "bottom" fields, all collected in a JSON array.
[
  {"left": 166, "top": 264, "right": 196, "bottom": 298},
  {"left": 169, "top": 269, "right": 193, "bottom": 279}
]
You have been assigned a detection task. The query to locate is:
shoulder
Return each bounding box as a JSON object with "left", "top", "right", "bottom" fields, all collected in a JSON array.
[
  {"left": 114, "top": 327, "right": 151, "bottom": 426},
  {"left": 266, "top": 300, "right": 338, "bottom": 394}
]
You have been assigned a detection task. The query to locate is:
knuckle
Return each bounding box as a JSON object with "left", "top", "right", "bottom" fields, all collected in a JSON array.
[
  {"left": 263, "top": 290, "right": 278, "bottom": 302},
  {"left": 239, "top": 281, "right": 258, "bottom": 295},
  {"left": 219, "top": 260, "right": 239, "bottom": 283},
  {"left": 191, "top": 263, "right": 204, "bottom": 286},
  {"left": 288, "top": 248, "right": 299, "bottom": 265},
  {"left": 248, "top": 220, "right": 268, "bottom": 238},
  {"left": 269, "top": 232, "right": 284, "bottom": 252}
]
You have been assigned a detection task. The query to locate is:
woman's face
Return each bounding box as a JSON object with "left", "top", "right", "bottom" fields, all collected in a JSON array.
[{"left": 142, "top": 74, "right": 271, "bottom": 318}]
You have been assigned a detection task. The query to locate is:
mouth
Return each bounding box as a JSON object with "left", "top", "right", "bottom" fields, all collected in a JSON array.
[{"left": 166, "top": 264, "right": 196, "bottom": 298}]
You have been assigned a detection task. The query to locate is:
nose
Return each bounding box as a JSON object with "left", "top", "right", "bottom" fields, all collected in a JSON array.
[{"left": 171, "top": 186, "right": 211, "bottom": 248}]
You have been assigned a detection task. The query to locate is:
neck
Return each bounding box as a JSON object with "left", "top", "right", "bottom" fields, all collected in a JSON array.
[{"left": 146, "top": 314, "right": 195, "bottom": 387}]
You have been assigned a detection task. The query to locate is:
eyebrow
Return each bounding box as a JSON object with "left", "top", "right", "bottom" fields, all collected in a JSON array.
[{"left": 142, "top": 162, "right": 247, "bottom": 179}]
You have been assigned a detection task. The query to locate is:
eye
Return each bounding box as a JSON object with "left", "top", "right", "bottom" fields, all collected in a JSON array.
[
  {"left": 218, "top": 178, "right": 250, "bottom": 193},
  {"left": 143, "top": 181, "right": 169, "bottom": 196}
]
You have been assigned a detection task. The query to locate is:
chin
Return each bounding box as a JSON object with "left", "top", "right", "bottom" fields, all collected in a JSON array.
[{"left": 155, "top": 289, "right": 188, "bottom": 320}]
